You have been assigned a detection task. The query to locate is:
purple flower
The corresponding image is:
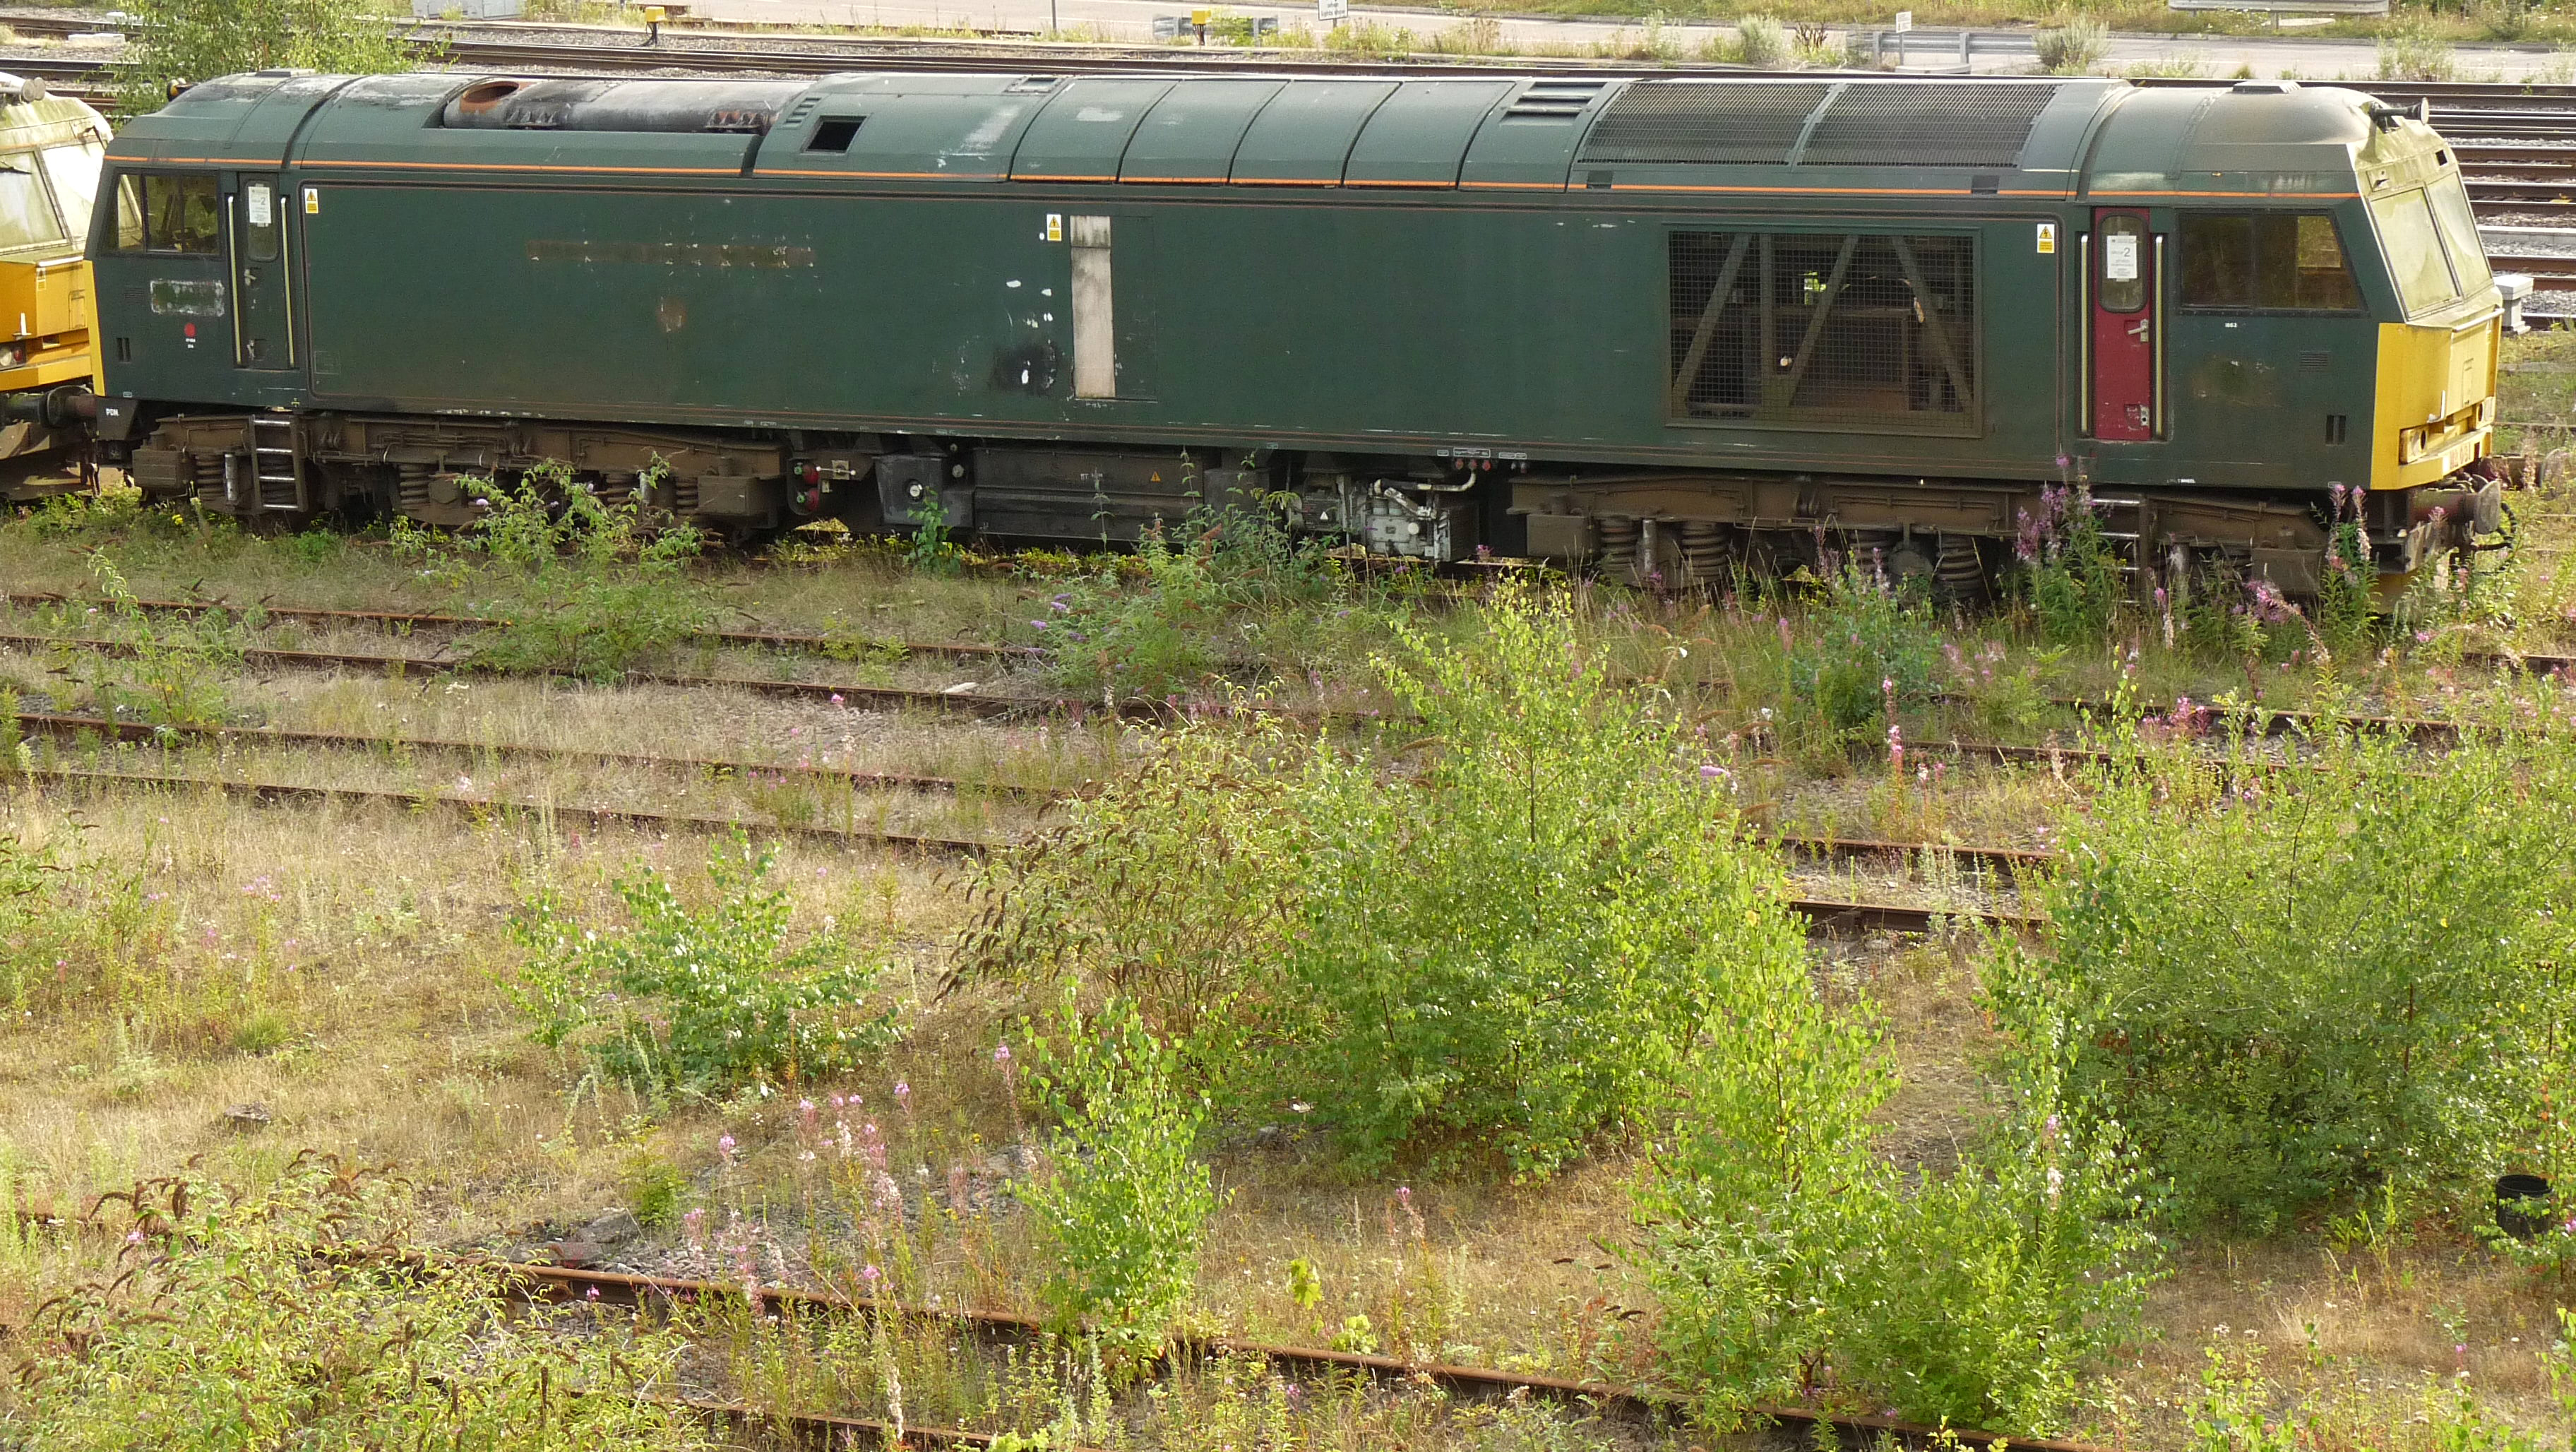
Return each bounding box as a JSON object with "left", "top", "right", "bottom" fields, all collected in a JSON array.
[
  {"left": 894, "top": 1081, "right": 910, "bottom": 1102},
  {"left": 828, "top": 693, "right": 845, "bottom": 706},
  {"left": 994, "top": 1045, "right": 1011, "bottom": 1065}
]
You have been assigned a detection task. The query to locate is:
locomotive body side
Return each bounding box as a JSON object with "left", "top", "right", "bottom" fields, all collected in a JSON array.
[{"left": 89, "top": 69, "right": 2498, "bottom": 593}]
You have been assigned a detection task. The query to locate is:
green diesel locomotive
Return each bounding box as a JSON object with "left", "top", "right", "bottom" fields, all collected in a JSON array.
[{"left": 91, "top": 69, "right": 2500, "bottom": 593}]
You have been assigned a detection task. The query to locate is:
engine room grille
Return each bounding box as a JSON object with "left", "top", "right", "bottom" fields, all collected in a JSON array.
[
  {"left": 1799, "top": 83, "right": 2058, "bottom": 169},
  {"left": 1577, "top": 81, "right": 1832, "bottom": 165},
  {"left": 1667, "top": 230, "right": 1979, "bottom": 435},
  {"left": 1582, "top": 80, "right": 2058, "bottom": 168}
]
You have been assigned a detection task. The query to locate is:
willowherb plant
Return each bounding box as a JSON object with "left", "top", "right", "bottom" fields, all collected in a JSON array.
[
  {"left": 1022, "top": 989, "right": 1219, "bottom": 1374},
  {"left": 2015, "top": 484, "right": 2125, "bottom": 645},
  {"left": 508, "top": 833, "right": 900, "bottom": 1094}
]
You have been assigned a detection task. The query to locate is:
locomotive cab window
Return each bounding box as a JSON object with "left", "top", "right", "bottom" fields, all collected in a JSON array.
[
  {"left": 2179, "top": 213, "right": 2361, "bottom": 311},
  {"left": 108, "top": 172, "right": 221, "bottom": 255}
]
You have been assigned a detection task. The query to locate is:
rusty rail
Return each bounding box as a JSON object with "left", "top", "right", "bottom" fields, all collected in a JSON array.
[{"left": 490, "top": 1259, "right": 2106, "bottom": 1452}]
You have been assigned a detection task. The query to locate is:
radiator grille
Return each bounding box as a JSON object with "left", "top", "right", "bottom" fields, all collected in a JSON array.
[
  {"left": 1582, "top": 79, "right": 2058, "bottom": 168},
  {"left": 1668, "top": 230, "right": 1979, "bottom": 434},
  {"left": 1800, "top": 82, "right": 2059, "bottom": 168},
  {"left": 1578, "top": 81, "right": 1830, "bottom": 165}
]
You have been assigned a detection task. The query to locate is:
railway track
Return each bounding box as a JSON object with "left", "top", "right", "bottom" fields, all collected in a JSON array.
[
  {"left": 479, "top": 1258, "right": 2106, "bottom": 1452},
  {"left": 6, "top": 708, "right": 1064, "bottom": 798},
  {"left": 0, "top": 629, "right": 1126, "bottom": 719},
  {"left": 5, "top": 713, "right": 2043, "bottom": 932},
  {"left": 6, "top": 591, "right": 1040, "bottom": 664}
]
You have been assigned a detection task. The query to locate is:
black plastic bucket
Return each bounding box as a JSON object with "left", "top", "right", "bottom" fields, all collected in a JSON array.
[{"left": 2496, "top": 1173, "right": 2553, "bottom": 1242}]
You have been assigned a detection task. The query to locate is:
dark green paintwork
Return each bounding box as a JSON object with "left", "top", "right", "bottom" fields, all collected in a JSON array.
[{"left": 90, "top": 69, "right": 2459, "bottom": 499}]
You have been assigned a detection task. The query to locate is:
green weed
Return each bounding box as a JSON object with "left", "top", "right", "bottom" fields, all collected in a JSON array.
[
  {"left": 1022, "top": 989, "right": 1220, "bottom": 1373},
  {"left": 508, "top": 833, "right": 900, "bottom": 1095}
]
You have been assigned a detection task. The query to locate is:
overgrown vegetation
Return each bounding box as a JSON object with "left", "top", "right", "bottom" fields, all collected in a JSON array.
[
  {"left": 508, "top": 834, "right": 900, "bottom": 1095},
  {"left": 4, "top": 1156, "right": 706, "bottom": 1449},
  {"left": 2027, "top": 720, "right": 2576, "bottom": 1231},
  {"left": 393, "top": 463, "right": 714, "bottom": 682},
  {"left": 969, "top": 592, "right": 1799, "bottom": 1178},
  {"left": 1022, "top": 990, "right": 1220, "bottom": 1369}
]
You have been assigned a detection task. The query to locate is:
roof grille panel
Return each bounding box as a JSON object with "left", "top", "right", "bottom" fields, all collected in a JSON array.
[
  {"left": 1577, "top": 80, "right": 1830, "bottom": 164},
  {"left": 1799, "top": 81, "right": 2061, "bottom": 168},
  {"left": 1506, "top": 78, "right": 1611, "bottom": 119}
]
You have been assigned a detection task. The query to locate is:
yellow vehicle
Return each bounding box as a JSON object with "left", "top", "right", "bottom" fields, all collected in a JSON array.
[{"left": 0, "top": 73, "right": 107, "bottom": 501}]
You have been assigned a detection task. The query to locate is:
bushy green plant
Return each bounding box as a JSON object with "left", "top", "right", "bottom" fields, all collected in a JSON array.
[
  {"left": 508, "top": 834, "right": 899, "bottom": 1094},
  {"left": 1277, "top": 596, "right": 1789, "bottom": 1176},
  {"left": 2379, "top": 19, "right": 2459, "bottom": 81},
  {"left": 412, "top": 463, "right": 712, "bottom": 683},
  {"left": 119, "top": 0, "right": 412, "bottom": 115},
  {"left": 1022, "top": 990, "right": 1220, "bottom": 1371},
  {"left": 7, "top": 1156, "right": 705, "bottom": 1451},
  {"left": 1045, "top": 496, "right": 1334, "bottom": 696},
  {"left": 2027, "top": 722, "right": 2576, "bottom": 1227},
  {"left": 1784, "top": 552, "right": 1939, "bottom": 736},
  {"left": 2036, "top": 16, "right": 2109, "bottom": 73},
  {"left": 1640, "top": 924, "right": 2157, "bottom": 1434},
  {"left": 969, "top": 590, "right": 1799, "bottom": 1179},
  {"left": 1735, "top": 13, "right": 1787, "bottom": 66}
]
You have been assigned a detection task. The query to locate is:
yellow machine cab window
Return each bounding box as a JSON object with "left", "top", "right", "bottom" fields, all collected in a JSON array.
[
  {"left": 2369, "top": 186, "right": 2464, "bottom": 316},
  {"left": 0, "top": 150, "right": 66, "bottom": 251}
]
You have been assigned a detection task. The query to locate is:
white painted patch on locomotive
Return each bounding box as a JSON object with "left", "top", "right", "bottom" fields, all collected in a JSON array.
[
  {"left": 1070, "top": 215, "right": 1116, "bottom": 400},
  {"left": 1075, "top": 107, "right": 1126, "bottom": 124},
  {"left": 961, "top": 104, "right": 1030, "bottom": 154}
]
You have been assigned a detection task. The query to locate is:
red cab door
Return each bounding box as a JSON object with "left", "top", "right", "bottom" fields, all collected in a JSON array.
[{"left": 2090, "top": 208, "right": 2158, "bottom": 441}]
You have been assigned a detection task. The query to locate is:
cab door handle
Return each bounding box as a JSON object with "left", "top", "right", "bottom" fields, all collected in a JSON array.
[{"left": 2127, "top": 319, "right": 2151, "bottom": 341}]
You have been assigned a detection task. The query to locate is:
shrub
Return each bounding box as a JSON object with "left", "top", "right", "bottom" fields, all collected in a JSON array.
[
  {"left": 9, "top": 1156, "right": 703, "bottom": 1451},
  {"left": 509, "top": 834, "right": 900, "bottom": 1094},
  {"left": 2025, "top": 722, "right": 2576, "bottom": 1228},
  {"left": 1276, "top": 596, "right": 1792, "bottom": 1176},
  {"left": 2036, "top": 16, "right": 2109, "bottom": 73},
  {"left": 968, "top": 590, "right": 1798, "bottom": 1179},
  {"left": 1641, "top": 928, "right": 2159, "bottom": 1435},
  {"left": 2378, "top": 20, "right": 2459, "bottom": 81},
  {"left": 1735, "top": 13, "right": 1787, "bottom": 66},
  {"left": 1022, "top": 990, "right": 1219, "bottom": 1371}
]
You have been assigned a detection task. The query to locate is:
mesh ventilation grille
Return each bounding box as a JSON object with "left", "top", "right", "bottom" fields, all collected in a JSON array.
[
  {"left": 1800, "top": 83, "right": 2060, "bottom": 168},
  {"left": 1582, "top": 79, "right": 2059, "bottom": 168},
  {"left": 1667, "top": 230, "right": 1979, "bottom": 434},
  {"left": 1578, "top": 81, "right": 1832, "bottom": 165}
]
